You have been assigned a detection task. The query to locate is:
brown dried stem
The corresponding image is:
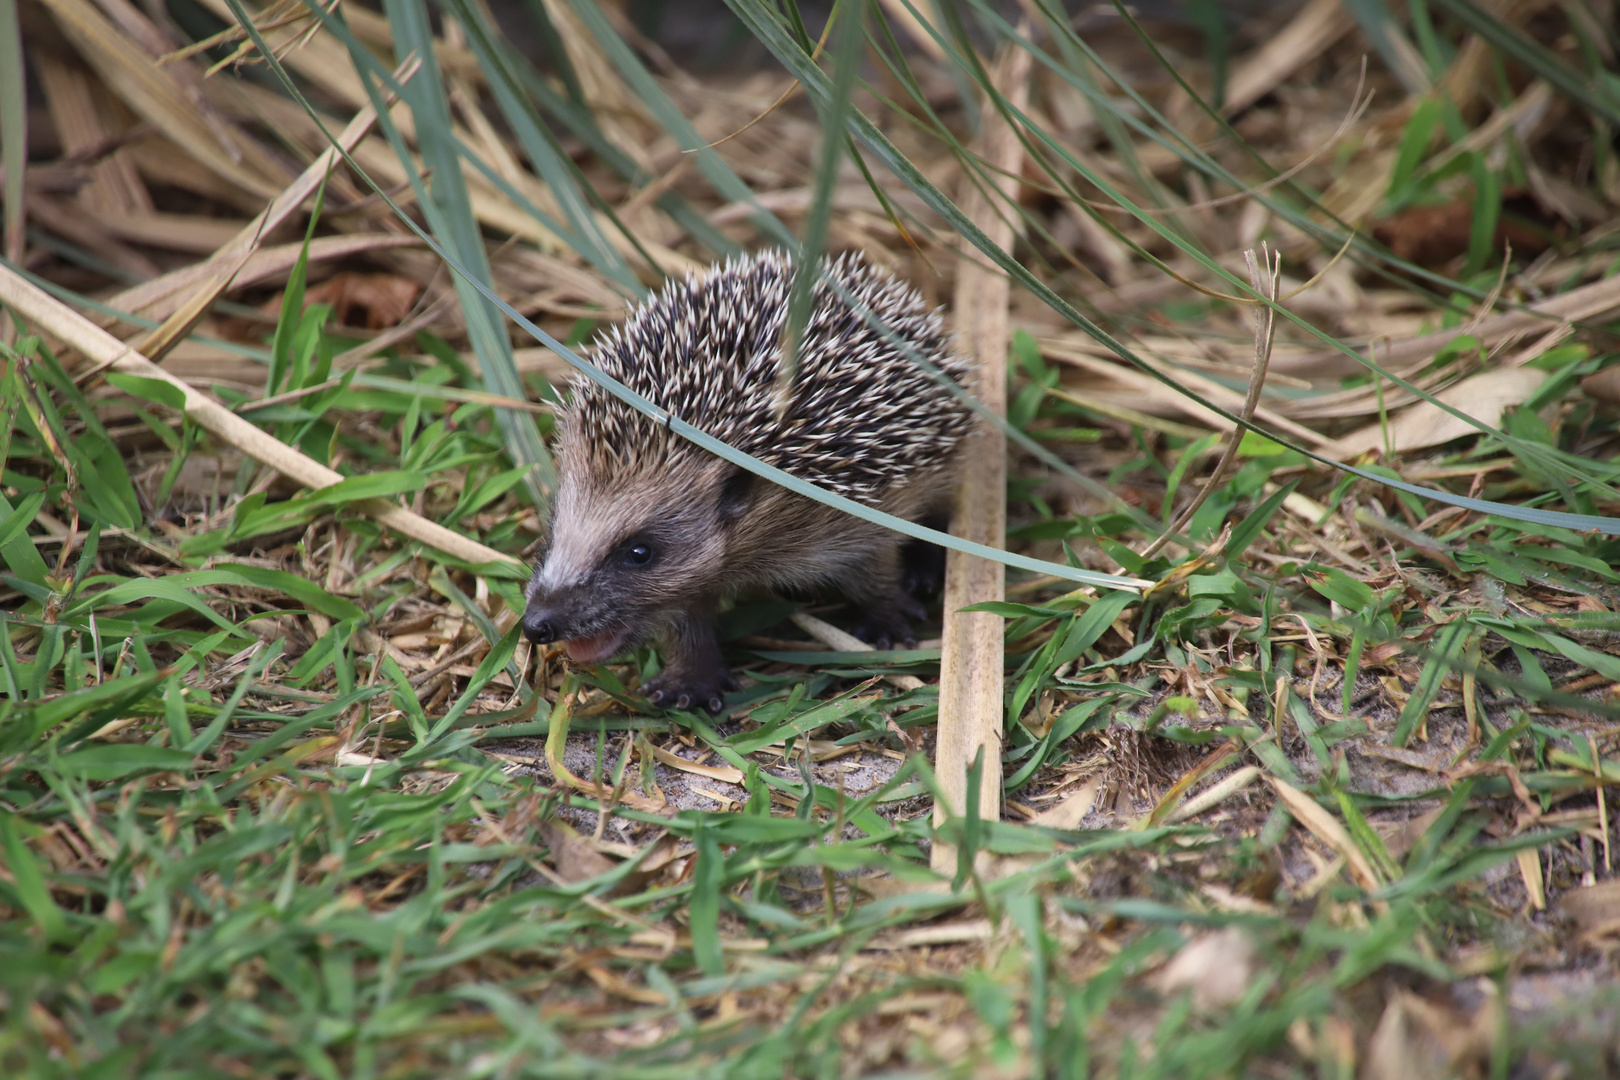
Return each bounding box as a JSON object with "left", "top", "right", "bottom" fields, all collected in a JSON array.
[
  {"left": 931, "top": 41, "right": 1031, "bottom": 874},
  {"left": 0, "top": 262, "right": 520, "bottom": 570}
]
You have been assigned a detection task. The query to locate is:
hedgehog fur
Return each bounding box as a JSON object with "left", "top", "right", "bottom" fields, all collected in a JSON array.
[{"left": 521, "top": 250, "right": 972, "bottom": 712}]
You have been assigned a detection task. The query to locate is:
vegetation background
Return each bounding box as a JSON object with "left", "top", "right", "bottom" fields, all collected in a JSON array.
[{"left": 2, "top": 0, "right": 1620, "bottom": 1075}]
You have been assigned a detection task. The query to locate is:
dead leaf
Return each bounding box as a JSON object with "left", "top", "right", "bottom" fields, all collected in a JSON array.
[
  {"left": 539, "top": 820, "right": 616, "bottom": 883},
  {"left": 297, "top": 273, "right": 423, "bottom": 330},
  {"left": 1579, "top": 366, "right": 1620, "bottom": 404},
  {"left": 1028, "top": 776, "right": 1102, "bottom": 830},
  {"left": 1156, "top": 927, "right": 1258, "bottom": 1011},
  {"left": 611, "top": 835, "right": 680, "bottom": 898},
  {"left": 1517, "top": 848, "right": 1546, "bottom": 911},
  {"left": 1558, "top": 878, "right": 1620, "bottom": 938},
  {"left": 1371, "top": 188, "right": 1562, "bottom": 267},
  {"left": 1267, "top": 776, "right": 1382, "bottom": 891},
  {"left": 1380, "top": 805, "right": 1446, "bottom": 862},
  {"left": 1361, "top": 989, "right": 1489, "bottom": 1080},
  {"left": 649, "top": 743, "right": 745, "bottom": 784},
  {"left": 866, "top": 918, "right": 995, "bottom": 950},
  {"left": 1330, "top": 367, "right": 1546, "bottom": 458}
]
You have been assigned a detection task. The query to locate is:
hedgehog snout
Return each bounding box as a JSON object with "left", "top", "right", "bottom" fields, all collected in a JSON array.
[{"left": 521, "top": 608, "right": 559, "bottom": 645}]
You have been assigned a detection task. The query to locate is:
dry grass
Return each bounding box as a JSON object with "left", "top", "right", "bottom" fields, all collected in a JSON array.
[{"left": 4, "top": 0, "right": 1620, "bottom": 1076}]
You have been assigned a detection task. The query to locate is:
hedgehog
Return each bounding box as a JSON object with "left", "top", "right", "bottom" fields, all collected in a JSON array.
[{"left": 520, "top": 249, "right": 972, "bottom": 712}]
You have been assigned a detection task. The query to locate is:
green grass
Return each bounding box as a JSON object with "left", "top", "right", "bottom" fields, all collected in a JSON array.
[
  {"left": 5, "top": 291, "right": 1620, "bottom": 1076},
  {"left": 5, "top": 0, "right": 1620, "bottom": 1075}
]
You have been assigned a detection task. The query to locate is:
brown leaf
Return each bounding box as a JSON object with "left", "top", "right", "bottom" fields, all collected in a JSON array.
[
  {"left": 1558, "top": 879, "right": 1620, "bottom": 937},
  {"left": 1028, "top": 776, "right": 1103, "bottom": 830},
  {"left": 1372, "top": 188, "right": 1562, "bottom": 268},
  {"left": 1329, "top": 368, "right": 1546, "bottom": 458},
  {"left": 1267, "top": 776, "right": 1382, "bottom": 890},
  {"left": 539, "top": 820, "right": 616, "bottom": 884},
  {"left": 301, "top": 273, "right": 424, "bottom": 330},
  {"left": 1361, "top": 989, "right": 1491, "bottom": 1080},
  {"left": 1579, "top": 366, "right": 1620, "bottom": 404},
  {"left": 1156, "top": 927, "right": 1258, "bottom": 1011}
]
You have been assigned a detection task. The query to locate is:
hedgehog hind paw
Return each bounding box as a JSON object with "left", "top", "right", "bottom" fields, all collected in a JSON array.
[
  {"left": 642, "top": 667, "right": 739, "bottom": 715},
  {"left": 849, "top": 595, "right": 924, "bottom": 651}
]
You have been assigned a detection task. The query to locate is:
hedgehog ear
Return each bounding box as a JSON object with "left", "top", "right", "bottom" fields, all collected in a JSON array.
[{"left": 716, "top": 468, "right": 754, "bottom": 523}]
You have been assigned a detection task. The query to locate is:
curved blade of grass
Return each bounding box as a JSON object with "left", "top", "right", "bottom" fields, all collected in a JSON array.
[
  {"left": 778, "top": 0, "right": 863, "bottom": 403},
  {"left": 491, "top": 41, "right": 737, "bottom": 258},
  {"left": 970, "top": 0, "right": 1592, "bottom": 346},
  {"left": 378, "top": 0, "right": 557, "bottom": 507},
  {"left": 1430, "top": 0, "right": 1620, "bottom": 125},
  {"left": 1328, "top": 0, "right": 1431, "bottom": 93},
  {"left": 1012, "top": 0, "right": 1523, "bottom": 309},
  {"left": 734, "top": 0, "right": 1620, "bottom": 533},
  {"left": 439, "top": 0, "right": 640, "bottom": 294},
  {"left": 0, "top": 0, "right": 23, "bottom": 266},
  {"left": 220, "top": 1, "right": 1152, "bottom": 592},
  {"left": 560, "top": 0, "right": 797, "bottom": 247},
  {"left": 0, "top": 810, "right": 67, "bottom": 941}
]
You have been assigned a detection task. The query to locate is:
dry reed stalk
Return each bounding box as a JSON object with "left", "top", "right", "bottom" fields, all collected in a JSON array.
[
  {"left": 105, "top": 56, "right": 422, "bottom": 330},
  {"left": 874, "top": 0, "right": 947, "bottom": 62},
  {"left": 0, "top": 263, "right": 520, "bottom": 570},
  {"left": 41, "top": 0, "right": 291, "bottom": 198},
  {"left": 1275, "top": 271, "right": 1620, "bottom": 378},
  {"left": 1222, "top": 0, "right": 1356, "bottom": 116},
  {"left": 930, "top": 42, "right": 1030, "bottom": 874}
]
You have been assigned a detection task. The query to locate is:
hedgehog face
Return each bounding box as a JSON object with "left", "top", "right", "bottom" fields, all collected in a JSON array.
[{"left": 521, "top": 458, "right": 747, "bottom": 663}]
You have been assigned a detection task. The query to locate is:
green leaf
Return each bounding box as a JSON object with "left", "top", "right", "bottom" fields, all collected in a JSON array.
[
  {"left": 0, "top": 810, "right": 67, "bottom": 941},
  {"left": 270, "top": 184, "right": 321, "bottom": 396},
  {"left": 417, "top": 622, "right": 522, "bottom": 750},
  {"left": 1393, "top": 621, "right": 1470, "bottom": 747},
  {"left": 63, "top": 578, "right": 244, "bottom": 635},
  {"left": 1386, "top": 95, "right": 1442, "bottom": 200},
  {"left": 689, "top": 823, "right": 724, "bottom": 977},
  {"left": 0, "top": 487, "right": 45, "bottom": 551},
  {"left": 88, "top": 949, "right": 158, "bottom": 995},
  {"left": 1051, "top": 591, "right": 1135, "bottom": 669},
  {"left": 1303, "top": 567, "right": 1376, "bottom": 612},
  {"left": 31, "top": 668, "right": 169, "bottom": 736},
  {"left": 215, "top": 563, "right": 364, "bottom": 621},
  {"left": 1006, "top": 695, "right": 1113, "bottom": 791},
  {"left": 959, "top": 601, "right": 1068, "bottom": 618},
  {"left": 1228, "top": 480, "right": 1298, "bottom": 559},
  {"left": 367, "top": 0, "right": 556, "bottom": 506},
  {"left": 105, "top": 372, "right": 187, "bottom": 410},
  {"left": 55, "top": 743, "right": 195, "bottom": 780},
  {"left": 726, "top": 692, "right": 878, "bottom": 754},
  {"left": 227, "top": 471, "right": 428, "bottom": 540},
  {"left": 0, "top": 491, "right": 52, "bottom": 586}
]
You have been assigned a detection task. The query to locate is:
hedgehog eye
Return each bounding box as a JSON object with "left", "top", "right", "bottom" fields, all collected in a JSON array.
[{"left": 625, "top": 542, "right": 654, "bottom": 567}]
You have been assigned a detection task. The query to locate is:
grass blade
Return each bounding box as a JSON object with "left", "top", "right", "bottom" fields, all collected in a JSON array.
[{"left": 379, "top": 0, "right": 558, "bottom": 507}]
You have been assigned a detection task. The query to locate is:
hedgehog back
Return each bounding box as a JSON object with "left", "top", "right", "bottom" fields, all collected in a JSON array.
[{"left": 566, "top": 251, "right": 972, "bottom": 505}]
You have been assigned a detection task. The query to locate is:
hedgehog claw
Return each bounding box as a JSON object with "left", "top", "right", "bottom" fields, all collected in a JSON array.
[
  {"left": 642, "top": 669, "right": 737, "bottom": 715},
  {"left": 851, "top": 593, "right": 924, "bottom": 651}
]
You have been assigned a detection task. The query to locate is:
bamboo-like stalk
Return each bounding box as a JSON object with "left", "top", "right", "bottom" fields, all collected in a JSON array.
[
  {"left": 931, "top": 42, "right": 1029, "bottom": 875},
  {"left": 0, "top": 263, "right": 521, "bottom": 571}
]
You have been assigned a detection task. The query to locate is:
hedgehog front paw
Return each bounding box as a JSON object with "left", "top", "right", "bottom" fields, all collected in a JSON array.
[
  {"left": 849, "top": 594, "right": 925, "bottom": 651},
  {"left": 641, "top": 667, "right": 739, "bottom": 714}
]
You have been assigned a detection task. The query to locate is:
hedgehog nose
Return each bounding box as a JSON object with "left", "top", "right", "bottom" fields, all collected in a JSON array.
[{"left": 522, "top": 611, "right": 558, "bottom": 644}]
